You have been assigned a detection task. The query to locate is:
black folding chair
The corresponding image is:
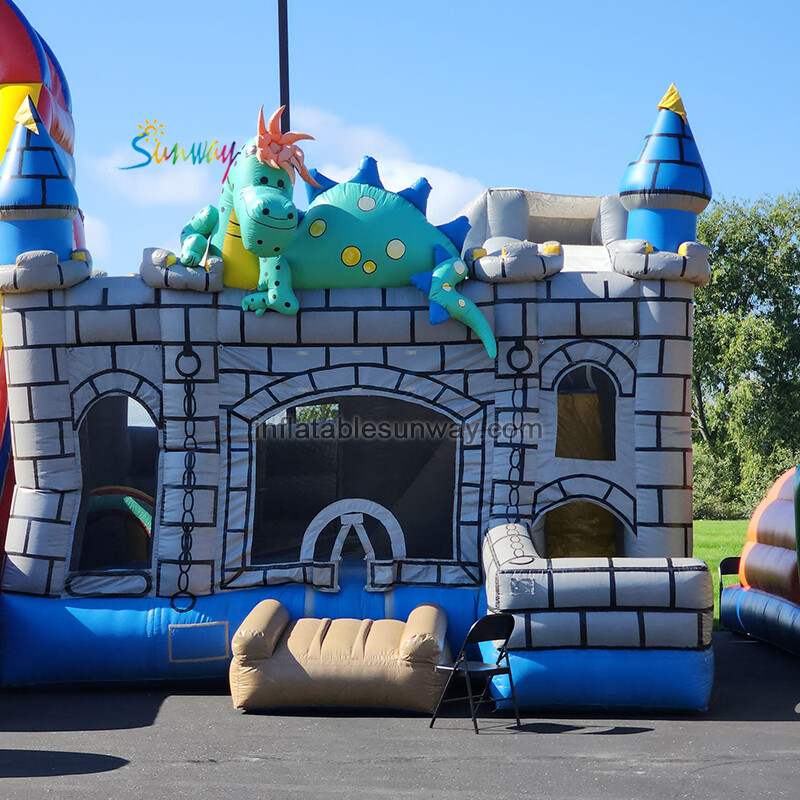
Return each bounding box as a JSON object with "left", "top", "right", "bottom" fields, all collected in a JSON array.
[
  {"left": 718, "top": 555, "right": 741, "bottom": 612},
  {"left": 430, "top": 613, "right": 521, "bottom": 734}
]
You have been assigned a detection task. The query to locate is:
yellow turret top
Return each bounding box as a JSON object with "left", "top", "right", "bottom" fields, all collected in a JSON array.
[
  {"left": 657, "top": 84, "right": 687, "bottom": 121},
  {"left": 14, "top": 95, "right": 40, "bottom": 134}
]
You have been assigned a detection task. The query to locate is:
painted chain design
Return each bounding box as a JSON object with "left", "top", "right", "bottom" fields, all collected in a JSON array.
[
  {"left": 506, "top": 339, "right": 533, "bottom": 522},
  {"left": 170, "top": 345, "right": 201, "bottom": 612}
]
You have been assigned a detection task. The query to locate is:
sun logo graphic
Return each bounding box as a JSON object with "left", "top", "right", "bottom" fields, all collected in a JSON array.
[
  {"left": 121, "top": 116, "right": 237, "bottom": 182},
  {"left": 137, "top": 119, "right": 164, "bottom": 144}
]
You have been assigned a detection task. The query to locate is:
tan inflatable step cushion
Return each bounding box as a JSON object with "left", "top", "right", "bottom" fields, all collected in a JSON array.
[{"left": 230, "top": 601, "right": 449, "bottom": 712}]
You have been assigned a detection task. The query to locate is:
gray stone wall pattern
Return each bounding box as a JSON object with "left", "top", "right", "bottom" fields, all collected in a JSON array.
[{"left": 1, "top": 265, "right": 697, "bottom": 597}]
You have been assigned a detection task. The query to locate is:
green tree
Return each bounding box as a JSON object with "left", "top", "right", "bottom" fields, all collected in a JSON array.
[
  {"left": 693, "top": 194, "right": 800, "bottom": 518},
  {"left": 295, "top": 403, "right": 338, "bottom": 423}
]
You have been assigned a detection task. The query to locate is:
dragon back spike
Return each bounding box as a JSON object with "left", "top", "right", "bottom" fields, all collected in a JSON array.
[
  {"left": 398, "top": 177, "right": 432, "bottom": 215},
  {"left": 436, "top": 216, "right": 470, "bottom": 254},
  {"left": 350, "top": 156, "right": 383, "bottom": 189}
]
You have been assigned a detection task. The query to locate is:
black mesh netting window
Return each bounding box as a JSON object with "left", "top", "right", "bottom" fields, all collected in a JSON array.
[
  {"left": 252, "top": 395, "right": 457, "bottom": 564},
  {"left": 72, "top": 396, "right": 158, "bottom": 571},
  {"left": 556, "top": 365, "right": 616, "bottom": 461},
  {"left": 544, "top": 501, "right": 626, "bottom": 558}
]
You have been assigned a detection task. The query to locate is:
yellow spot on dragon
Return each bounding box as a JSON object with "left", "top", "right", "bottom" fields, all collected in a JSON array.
[
  {"left": 342, "top": 246, "right": 361, "bottom": 267},
  {"left": 358, "top": 196, "right": 376, "bottom": 212},
  {"left": 309, "top": 219, "right": 327, "bottom": 237},
  {"left": 362, "top": 260, "right": 377, "bottom": 274}
]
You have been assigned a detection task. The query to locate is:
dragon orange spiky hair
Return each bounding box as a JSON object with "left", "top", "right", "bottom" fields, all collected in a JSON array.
[{"left": 255, "top": 106, "right": 320, "bottom": 187}]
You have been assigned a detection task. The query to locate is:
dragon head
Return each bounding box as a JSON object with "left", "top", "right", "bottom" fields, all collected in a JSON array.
[{"left": 227, "top": 107, "right": 319, "bottom": 258}]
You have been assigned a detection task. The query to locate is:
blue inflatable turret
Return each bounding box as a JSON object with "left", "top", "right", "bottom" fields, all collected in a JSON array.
[
  {"left": 0, "top": 96, "right": 79, "bottom": 263},
  {"left": 619, "top": 85, "right": 711, "bottom": 253}
]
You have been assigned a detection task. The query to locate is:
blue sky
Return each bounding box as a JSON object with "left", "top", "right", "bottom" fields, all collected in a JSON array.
[{"left": 22, "top": 0, "right": 800, "bottom": 274}]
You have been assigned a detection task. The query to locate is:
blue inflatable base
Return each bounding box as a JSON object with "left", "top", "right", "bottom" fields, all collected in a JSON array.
[
  {"left": 480, "top": 643, "right": 714, "bottom": 711},
  {"left": 0, "top": 576, "right": 480, "bottom": 687},
  {"left": 720, "top": 585, "right": 800, "bottom": 656}
]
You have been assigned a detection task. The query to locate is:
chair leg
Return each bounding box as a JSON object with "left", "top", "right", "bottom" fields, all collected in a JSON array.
[
  {"left": 464, "top": 671, "right": 480, "bottom": 734},
  {"left": 504, "top": 654, "right": 521, "bottom": 728},
  {"left": 476, "top": 677, "right": 492, "bottom": 710},
  {"left": 430, "top": 669, "right": 458, "bottom": 729}
]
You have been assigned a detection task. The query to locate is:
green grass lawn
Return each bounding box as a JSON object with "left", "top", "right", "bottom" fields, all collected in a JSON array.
[{"left": 693, "top": 519, "right": 749, "bottom": 626}]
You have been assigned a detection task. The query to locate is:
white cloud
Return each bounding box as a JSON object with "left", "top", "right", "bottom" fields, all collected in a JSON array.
[
  {"left": 294, "top": 106, "right": 485, "bottom": 224},
  {"left": 82, "top": 214, "right": 111, "bottom": 259},
  {"left": 294, "top": 106, "right": 412, "bottom": 164},
  {"left": 87, "top": 146, "right": 223, "bottom": 206}
]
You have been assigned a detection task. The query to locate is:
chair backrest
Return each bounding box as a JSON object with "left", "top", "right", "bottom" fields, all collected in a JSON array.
[
  {"left": 718, "top": 556, "right": 741, "bottom": 578},
  {"left": 718, "top": 555, "right": 742, "bottom": 608},
  {"left": 464, "top": 613, "right": 515, "bottom": 646}
]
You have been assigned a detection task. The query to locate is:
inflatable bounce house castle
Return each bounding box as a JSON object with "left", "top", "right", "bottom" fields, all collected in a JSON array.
[{"left": 0, "top": 0, "right": 715, "bottom": 709}]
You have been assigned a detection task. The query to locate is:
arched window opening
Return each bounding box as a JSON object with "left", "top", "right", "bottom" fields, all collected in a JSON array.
[
  {"left": 72, "top": 396, "right": 159, "bottom": 571},
  {"left": 252, "top": 395, "right": 456, "bottom": 565},
  {"left": 556, "top": 365, "right": 616, "bottom": 460},
  {"left": 543, "top": 501, "right": 626, "bottom": 558}
]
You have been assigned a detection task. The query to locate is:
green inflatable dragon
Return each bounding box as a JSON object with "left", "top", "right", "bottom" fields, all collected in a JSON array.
[{"left": 180, "top": 107, "right": 496, "bottom": 357}]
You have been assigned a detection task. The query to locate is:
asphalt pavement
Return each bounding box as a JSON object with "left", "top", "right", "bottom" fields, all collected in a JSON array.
[{"left": 1, "top": 630, "right": 799, "bottom": 800}]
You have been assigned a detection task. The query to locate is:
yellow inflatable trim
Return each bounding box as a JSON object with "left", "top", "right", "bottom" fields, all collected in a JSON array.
[
  {"left": 657, "top": 83, "right": 687, "bottom": 122},
  {"left": 221, "top": 208, "right": 260, "bottom": 289}
]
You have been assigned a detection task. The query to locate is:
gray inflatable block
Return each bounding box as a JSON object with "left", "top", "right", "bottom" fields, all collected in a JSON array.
[
  {"left": 585, "top": 611, "right": 640, "bottom": 647},
  {"left": 66, "top": 574, "right": 149, "bottom": 598},
  {"left": 483, "top": 523, "right": 545, "bottom": 611},
  {"left": 487, "top": 190, "right": 529, "bottom": 239},
  {"left": 672, "top": 558, "right": 714, "bottom": 609},
  {"left": 481, "top": 236, "right": 524, "bottom": 255},
  {"left": 0, "top": 249, "right": 91, "bottom": 293},
  {"left": 461, "top": 188, "right": 530, "bottom": 255},
  {"left": 591, "top": 194, "right": 628, "bottom": 245},
  {"left": 139, "top": 248, "right": 223, "bottom": 292},
  {"left": 484, "top": 525, "right": 714, "bottom": 617},
  {"left": 472, "top": 240, "right": 564, "bottom": 283},
  {"left": 551, "top": 567, "right": 612, "bottom": 608},
  {"left": 614, "top": 239, "right": 652, "bottom": 255},
  {"left": 11, "top": 487, "right": 77, "bottom": 523},
  {"left": 613, "top": 569, "right": 672, "bottom": 607},
  {"left": 507, "top": 608, "right": 710, "bottom": 651},
  {"left": 611, "top": 240, "right": 711, "bottom": 286},
  {"left": 508, "top": 611, "right": 582, "bottom": 649},
  {"left": 1, "top": 553, "right": 55, "bottom": 595},
  {"left": 644, "top": 610, "right": 711, "bottom": 648}
]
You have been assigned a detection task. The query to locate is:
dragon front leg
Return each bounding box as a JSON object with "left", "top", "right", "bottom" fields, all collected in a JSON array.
[
  {"left": 242, "top": 255, "right": 300, "bottom": 316},
  {"left": 411, "top": 245, "right": 497, "bottom": 359},
  {"left": 180, "top": 205, "right": 219, "bottom": 267}
]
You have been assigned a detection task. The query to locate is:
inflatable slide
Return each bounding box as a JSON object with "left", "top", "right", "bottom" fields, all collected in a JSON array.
[{"left": 720, "top": 468, "right": 800, "bottom": 654}]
